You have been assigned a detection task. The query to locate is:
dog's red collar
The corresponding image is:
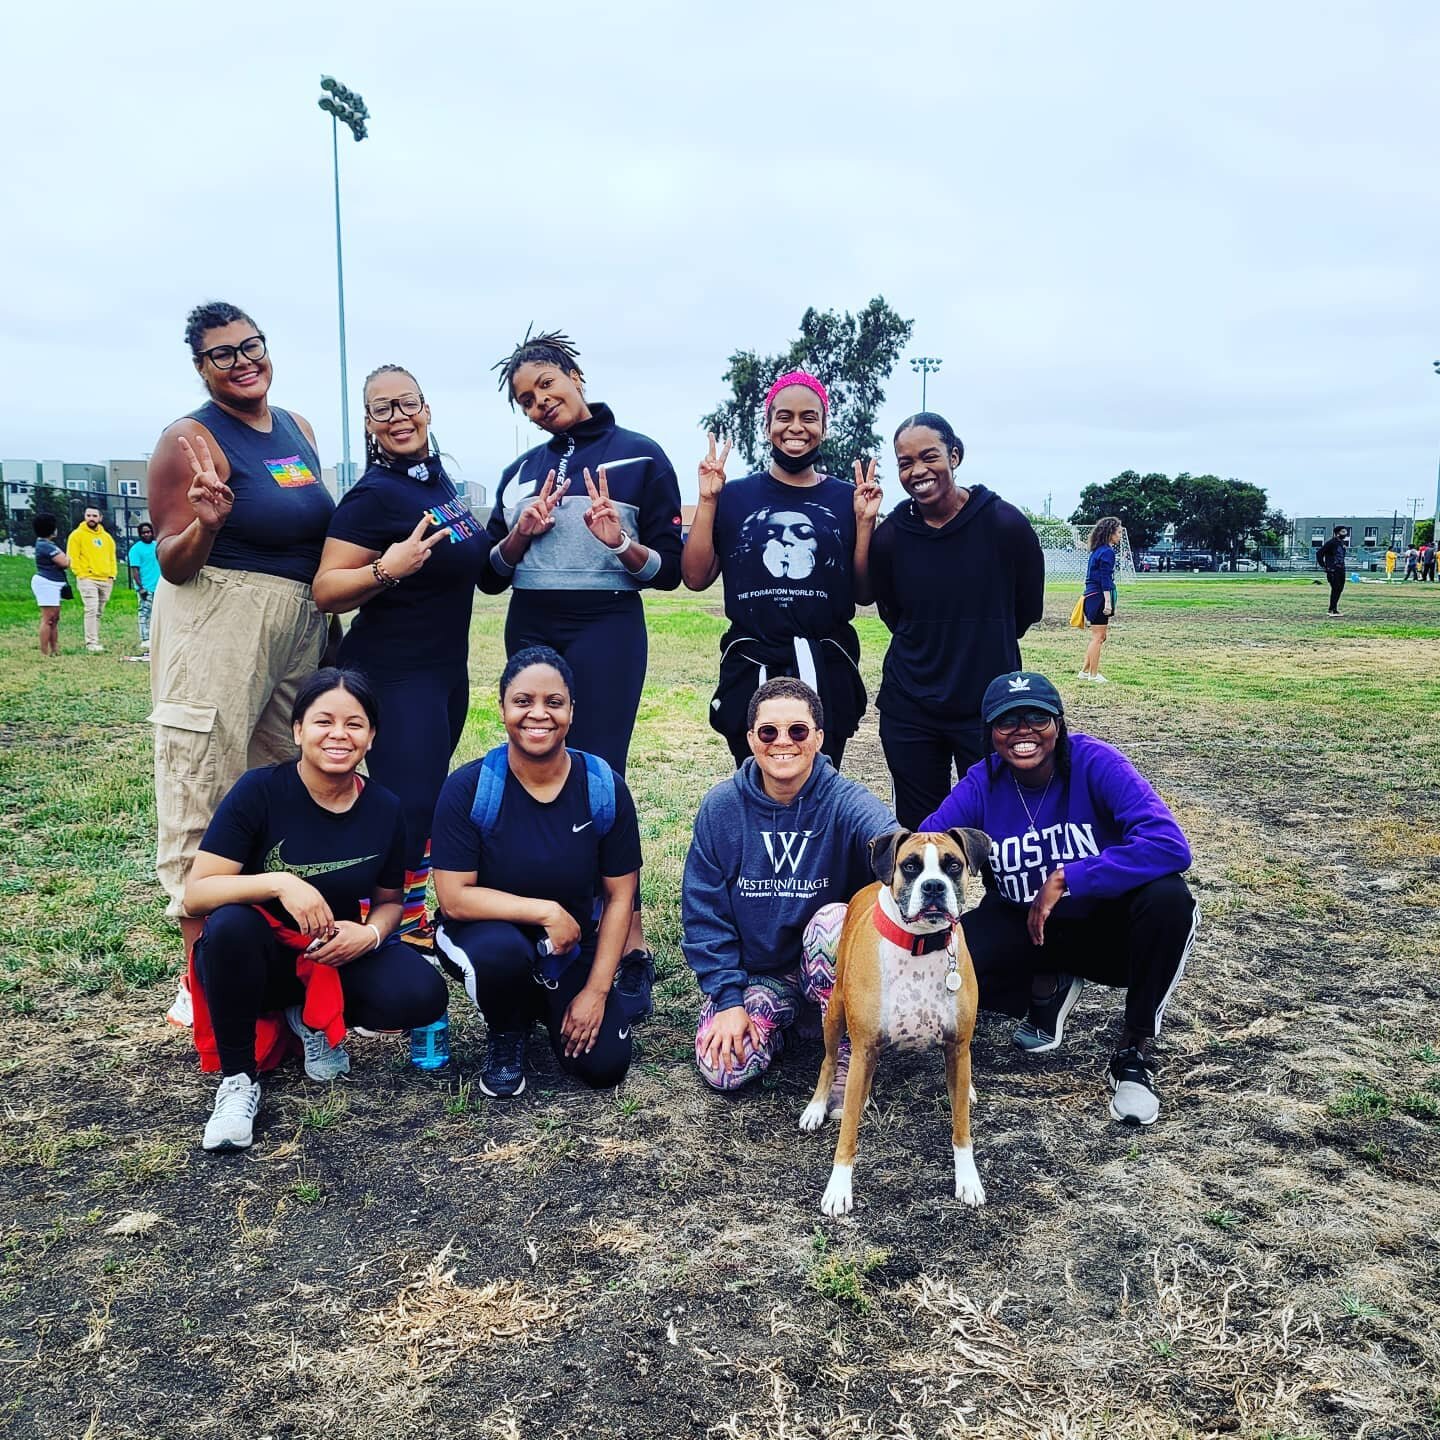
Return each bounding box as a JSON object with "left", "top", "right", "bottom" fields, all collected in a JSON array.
[{"left": 872, "top": 901, "right": 955, "bottom": 956}]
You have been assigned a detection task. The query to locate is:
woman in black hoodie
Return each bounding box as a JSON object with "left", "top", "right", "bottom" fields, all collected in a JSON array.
[{"left": 869, "top": 413, "right": 1045, "bottom": 828}]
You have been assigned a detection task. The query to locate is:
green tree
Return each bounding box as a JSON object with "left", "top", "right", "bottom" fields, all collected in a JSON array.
[
  {"left": 1172, "top": 474, "right": 1269, "bottom": 562},
  {"left": 1068, "top": 471, "right": 1176, "bottom": 551},
  {"left": 1259, "top": 508, "right": 1292, "bottom": 548},
  {"left": 701, "top": 298, "right": 914, "bottom": 476},
  {"left": 1415, "top": 518, "right": 1434, "bottom": 546},
  {"left": 1021, "top": 506, "right": 1075, "bottom": 547}
]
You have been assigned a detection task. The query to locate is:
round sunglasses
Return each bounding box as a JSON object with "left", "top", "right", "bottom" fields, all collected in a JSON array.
[{"left": 753, "top": 722, "right": 813, "bottom": 745}]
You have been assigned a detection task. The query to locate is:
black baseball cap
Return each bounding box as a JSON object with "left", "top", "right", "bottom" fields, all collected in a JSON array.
[{"left": 981, "top": 671, "right": 1064, "bottom": 725}]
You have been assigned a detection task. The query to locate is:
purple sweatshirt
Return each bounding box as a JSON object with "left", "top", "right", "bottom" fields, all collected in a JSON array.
[{"left": 920, "top": 733, "right": 1191, "bottom": 915}]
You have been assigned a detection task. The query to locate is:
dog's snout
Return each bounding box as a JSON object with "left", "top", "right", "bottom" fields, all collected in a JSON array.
[{"left": 921, "top": 878, "right": 947, "bottom": 896}]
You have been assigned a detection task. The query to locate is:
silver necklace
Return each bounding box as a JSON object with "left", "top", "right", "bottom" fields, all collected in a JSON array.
[{"left": 1011, "top": 772, "right": 1054, "bottom": 840}]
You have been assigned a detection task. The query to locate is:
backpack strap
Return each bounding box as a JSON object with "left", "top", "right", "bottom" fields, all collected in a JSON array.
[
  {"left": 468, "top": 744, "right": 512, "bottom": 838},
  {"left": 574, "top": 749, "right": 616, "bottom": 838}
]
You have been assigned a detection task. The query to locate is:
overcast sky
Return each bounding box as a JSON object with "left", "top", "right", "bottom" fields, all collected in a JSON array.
[{"left": 4, "top": 1, "right": 1438, "bottom": 522}]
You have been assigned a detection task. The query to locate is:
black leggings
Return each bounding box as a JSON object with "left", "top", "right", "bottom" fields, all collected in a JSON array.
[
  {"left": 1327, "top": 568, "right": 1346, "bottom": 612},
  {"left": 194, "top": 904, "right": 449, "bottom": 1078},
  {"left": 434, "top": 917, "right": 633, "bottom": 1089},
  {"left": 360, "top": 665, "right": 469, "bottom": 874},
  {"left": 879, "top": 712, "right": 987, "bottom": 829},
  {"left": 959, "top": 875, "right": 1199, "bottom": 1038},
  {"left": 505, "top": 590, "right": 646, "bottom": 775}
]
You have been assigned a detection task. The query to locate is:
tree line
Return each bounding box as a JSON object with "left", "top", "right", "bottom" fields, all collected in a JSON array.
[{"left": 1069, "top": 471, "right": 1290, "bottom": 560}]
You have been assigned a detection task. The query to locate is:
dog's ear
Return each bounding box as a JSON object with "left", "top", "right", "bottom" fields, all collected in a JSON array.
[
  {"left": 869, "top": 829, "right": 910, "bottom": 885},
  {"left": 948, "top": 827, "right": 993, "bottom": 876}
]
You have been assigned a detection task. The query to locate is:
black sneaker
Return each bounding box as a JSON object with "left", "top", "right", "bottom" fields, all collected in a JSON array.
[
  {"left": 613, "top": 949, "right": 655, "bottom": 1022},
  {"left": 477, "top": 1030, "right": 527, "bottom": 1098},
  {"left": 1108, "top": 1046, "right": 1160, "bottom": 1125},
  {"left": 1013, "top": 974, "right": 1085, "bottom": 1053}
]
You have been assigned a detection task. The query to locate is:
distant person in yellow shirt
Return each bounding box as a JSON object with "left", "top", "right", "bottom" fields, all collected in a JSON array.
[
  {"left": 1385, "top": 548, "right": 1397, "bottom": 582},
  {"left": 67, "top": 507, "right": 118, "bottom": 652}
]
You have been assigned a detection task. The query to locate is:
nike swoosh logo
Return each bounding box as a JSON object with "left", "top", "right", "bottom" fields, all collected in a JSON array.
[
  {"left": 572, "top": 821, "right": 593, "bottom": 833},
  {"left": 264, "top": 842, "right": 378, "bottom": 879},
  {"left": 617, "top": 1026, "right": 630, "bottom": 1040}
]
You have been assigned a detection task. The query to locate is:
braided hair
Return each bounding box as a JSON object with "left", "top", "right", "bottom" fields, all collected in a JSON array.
[
  {"left": 491, "top": 326, "right": 583, "bottom": 408},
  {"left": 362, "top": 363, "right": 423, "bottom": 467}
]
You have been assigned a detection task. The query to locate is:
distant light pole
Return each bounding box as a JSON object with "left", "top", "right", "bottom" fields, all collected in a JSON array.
[
  {"left": 909, "top": 356, "right": 943, "bottom": 410},
  {"left": 318, "top": 76, "right": 369, "bottom": 491},
  {"left": 1431, "top": 360, "right": 1440, "bottom": 539}
]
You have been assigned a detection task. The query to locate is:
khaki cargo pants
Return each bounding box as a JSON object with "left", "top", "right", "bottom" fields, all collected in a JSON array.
[{"left": 149, "top": 567, "right": 327, "bottom": 919}]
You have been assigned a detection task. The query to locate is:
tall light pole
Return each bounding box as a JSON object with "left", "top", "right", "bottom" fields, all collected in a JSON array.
[
  {"left": 909, "top": 355, "right": 943, "bottom": 410},
  {"left": 1431, "top": 360, "right": 1440, "bottom": 541},
  {"left": 318, "top": 76, "right": 369, "bottom": 492}
]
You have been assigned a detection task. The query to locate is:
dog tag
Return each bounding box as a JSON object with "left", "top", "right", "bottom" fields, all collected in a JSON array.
[{"left": 945, "top": 971, "right": 961, "bottom": 992}]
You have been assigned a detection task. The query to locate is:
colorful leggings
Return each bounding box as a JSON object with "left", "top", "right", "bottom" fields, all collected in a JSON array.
[{"left": 695, "top": 902, "right": 847, "bottom": 1090}]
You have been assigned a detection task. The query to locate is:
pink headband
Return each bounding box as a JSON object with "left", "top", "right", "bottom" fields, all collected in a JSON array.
[{"left": 764, "top": 370, "right": 829, "bottom": 414}]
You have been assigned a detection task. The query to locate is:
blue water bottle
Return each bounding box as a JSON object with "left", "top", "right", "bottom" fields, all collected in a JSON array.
[{"left": 410, "top": 1015, "right": 451, "bottom": 1072}]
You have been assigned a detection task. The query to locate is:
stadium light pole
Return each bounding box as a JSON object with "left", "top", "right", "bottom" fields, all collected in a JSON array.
[
  {"left": 1431, "top": 360, "right": 1440, "bottom": 539},
  {"left": 910, "top": 356, "right": 943, "bottom": 410},
  {"left": 318, "top": 76, "right": 369, "bottom": 492}
]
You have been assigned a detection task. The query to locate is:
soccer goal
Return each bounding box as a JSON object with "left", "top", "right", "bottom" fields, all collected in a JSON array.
[{"left": 1034, "top": 523, "right": 1136, "bottom": 583}]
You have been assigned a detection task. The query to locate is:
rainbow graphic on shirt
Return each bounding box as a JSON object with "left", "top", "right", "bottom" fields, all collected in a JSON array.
[
  {"left": 265, "top": 455, "right": 319, "bottom": 488},
  {"left": 427, "top": 496, "right": 480, "bottom": 543}
]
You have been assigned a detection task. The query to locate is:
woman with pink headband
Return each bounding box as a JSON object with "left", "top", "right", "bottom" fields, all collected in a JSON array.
[{"left": 682, "top": 371, "right": 882, "bottom": 768}]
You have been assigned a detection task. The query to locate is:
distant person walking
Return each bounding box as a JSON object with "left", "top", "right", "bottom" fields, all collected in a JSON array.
[
  {"left": 1384, "top": 547, "right": 1396, "bottom": 582},
  {"left": 1403, "top": 546, "right": 1419, "bottom": 580},
  {"left": 1316, "top": 525, "right": 1349, "bottom": 616},
  {"left": 1078, "top": 517, "right": 1121, "bottom": 680},
  {"left": 128, "top": 522, "right": 161, "bottom": 651},
  {"left": 1423, "top": 541, "right": 1438, "bottom": 582},
  {"left": 31, "top": 513, "right": 71, "bottom": 657},
  {"left": 67, "top": 506, "right": 117, "bottom": 653}
]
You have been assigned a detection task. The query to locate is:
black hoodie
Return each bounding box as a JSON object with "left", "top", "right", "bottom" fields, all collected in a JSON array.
[{"left": 869, "top": 485, "right": 1045, "bottom": 726}]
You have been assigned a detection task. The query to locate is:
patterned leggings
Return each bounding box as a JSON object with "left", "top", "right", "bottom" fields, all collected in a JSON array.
[{"left": 695, "top": 902, "right": 847, "bottom": 1090}]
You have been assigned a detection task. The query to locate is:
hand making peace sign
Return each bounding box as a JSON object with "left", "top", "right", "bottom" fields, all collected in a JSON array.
[
  {"left": 515, "top": 470, "right": 562, "bottom": 539},
  {"left": 853, "top": 458, "right": 883, "bottom": 524},
  {"left": 177, "top": 433, "right": 235, "bottom": 533},
  {"left": 582, "top": 466, "right": 626, "bottom": 550},
  {"left": 379, "top": 512, "right": 453, "bottom": 581},
  {"left": 697, "top": 432, "right": 731, "bottom": 502}
]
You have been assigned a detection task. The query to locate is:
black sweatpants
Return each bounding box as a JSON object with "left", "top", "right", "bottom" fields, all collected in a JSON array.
[
  {"left": 959, "top": 875, "right": 1199, "bottom": 1038},
  {"left": 194, "top": 904, "right": 449, "bottom": 1078},
  {"left": 879, "top": 712, "right": 987, "bottom": 830},
  {"left": 505, "top": 590, "right": 646, "bottom": 775},
  {"left": 360, "top": 664, "right": 470, "bottom": 874},
  {"left": 1326, "top": 568, "right": 1346, "bottom": 613},
  {"left": 434, "top": 917, "right": 633, "bottom": 1088}
]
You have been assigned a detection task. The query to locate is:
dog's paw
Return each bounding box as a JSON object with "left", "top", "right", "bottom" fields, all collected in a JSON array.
[
  {"left": 820, "top": 1165, "right": 854, "bottom": 1217},
  {"left": 953, "top": 1145, "right": 986, "bottom": 1208},
  {"left": 798, "top": 1100, "right": 827, "bottom": 1133}
]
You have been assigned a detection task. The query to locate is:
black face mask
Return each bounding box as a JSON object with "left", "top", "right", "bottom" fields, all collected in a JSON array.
[{"left": 770, "top": 441, "right": 822, "bottom": 475}]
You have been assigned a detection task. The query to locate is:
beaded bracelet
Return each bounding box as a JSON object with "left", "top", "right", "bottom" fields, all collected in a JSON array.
[{"left": 372, "top": 558, "right": 399, "bottom": 589}]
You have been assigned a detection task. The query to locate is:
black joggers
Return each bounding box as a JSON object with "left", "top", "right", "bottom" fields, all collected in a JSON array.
[
  {"left": 1327, "top": 567, "right": 1346, "bottom": 613},
  {"left": 879, "top": 712, "right": 988, "bottom": 830}
]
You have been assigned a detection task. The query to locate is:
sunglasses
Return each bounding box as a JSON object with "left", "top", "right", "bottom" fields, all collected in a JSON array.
[
  {"left": 992, "top": 709, "right": 1057, "bottom": 734},
  {"left": 754, "top": 722, "right": 813, "bottom": 745}
]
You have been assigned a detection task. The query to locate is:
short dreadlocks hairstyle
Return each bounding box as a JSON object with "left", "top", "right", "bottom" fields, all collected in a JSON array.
[{"left": 491, "top": 326, "right": 583, "bottom": 408}]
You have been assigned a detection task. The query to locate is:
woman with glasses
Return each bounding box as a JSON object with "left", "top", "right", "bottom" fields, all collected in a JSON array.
[
  {"left": 682, "top": 678, "right": 894, "bottom": 1094},
  {"left": 921, "top": 671, "right": 1198, "bottom": 1126},
  {"left": 147, "top": 301, "right": 335, "bottom": 1023},
  {"left": 312, "top": 365, "right": 493, "bottom": 942}
]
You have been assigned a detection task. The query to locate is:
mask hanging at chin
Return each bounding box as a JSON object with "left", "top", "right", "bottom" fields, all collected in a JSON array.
[{"left": 770, "top": 442, "right": 822, "bottom": 475}]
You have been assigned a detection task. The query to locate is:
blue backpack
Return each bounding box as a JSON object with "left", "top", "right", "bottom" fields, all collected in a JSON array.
[{"left": 468, "top": 745, "right": 617, "bottom": 840}]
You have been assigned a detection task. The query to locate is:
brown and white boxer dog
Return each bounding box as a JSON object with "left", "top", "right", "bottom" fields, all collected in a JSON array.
[{"left": 800, "top": 827, "right": 991, "bottom": 1217}]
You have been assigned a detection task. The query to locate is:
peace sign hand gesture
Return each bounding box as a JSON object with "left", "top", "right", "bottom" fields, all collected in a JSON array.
[
  {"left": 515, "top": 471, "right": 561, "bottom": 539},
  {"left": 177, "top": 433, "right": 234, "bottom": 534},
  {"left": 697, "top": 432, "right": 731, "bottom": 502},
  {"left": 582, "top": 466, "right": 625, "bottom": 549},
  {"left": 853, "top": 458, "right": 882, "bottom": 524},
  {"left": 379, "top": 512, "right": 453, "bottom": 580}
]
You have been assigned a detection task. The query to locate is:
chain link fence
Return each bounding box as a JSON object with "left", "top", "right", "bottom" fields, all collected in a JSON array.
[{"left": 1, "top": 481, "right": 151, "bottom": 588}]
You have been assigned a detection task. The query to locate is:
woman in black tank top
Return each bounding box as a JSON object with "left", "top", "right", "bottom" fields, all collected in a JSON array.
[{"left": 146, "top": 300, "right": 336, "bottom": 1016}]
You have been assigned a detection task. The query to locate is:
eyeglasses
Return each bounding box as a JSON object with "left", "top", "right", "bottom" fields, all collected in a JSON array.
[
  {"left": 991, "top": 709, "right": 1057, "bottom": 734},
  {"left": 196, "top": 334, "right": 267, "bottom": 370},
  {"left": 365, "top": 393, "right": 426, "bottom": 423},
  {"left": 754, "top": 722, "right": 813, "bottom": 745}
]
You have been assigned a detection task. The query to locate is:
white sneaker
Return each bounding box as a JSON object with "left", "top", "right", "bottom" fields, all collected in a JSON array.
[
  {"left": 165, "top": 978, "right": 194, "bottom": 1029},
  {"left": 140, "top": 639, "right": 151, "bottom": 651},
  {"left": 285, "top": 1004, "right": 351, "bottom": 1082},
  {"left": 203, "top": 1074, "right": 261, "bottom": 1151},
  {"left": 1090, "top": 673, "right": 1110, "bottom": 684},
  {"left": 86, "top": 644, "right": 105, "bottom": 654},
  {"left": 1076, "top": 670, "right": 1091, "bottom": 681}
]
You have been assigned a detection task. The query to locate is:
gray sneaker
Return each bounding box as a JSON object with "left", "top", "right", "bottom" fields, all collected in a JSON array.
[
  {"left": 203, "top": 1073, "right": 261, "bottom": 1152},
  {"left": 1108, "top": 1046, "right": 1160, "bottom": 1125},
  {"left": 285, "top": 1004, "right": 351, "bottom": 1082},
  {"left": 1013, "top": 975, "right": 1085, "bottom": 1053}
]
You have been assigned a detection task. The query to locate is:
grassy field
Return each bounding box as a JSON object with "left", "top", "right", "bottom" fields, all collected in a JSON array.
[{"left": 2, "top": 558, "right": 1439, "bottom": 1439}]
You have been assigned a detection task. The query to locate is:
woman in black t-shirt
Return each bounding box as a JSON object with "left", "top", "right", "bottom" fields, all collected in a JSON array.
[
  {"left": 313, "top": 365, "right": 493, "bottom": 946},
  {"left": 185, "top": 669, "right": 448, "bottom": 1153},
  {"left": 431, "top": 647, "right": 642, "bottom": 1099},
  {"left": 30, "top": 513, "right": 72, "bottom": 656}
]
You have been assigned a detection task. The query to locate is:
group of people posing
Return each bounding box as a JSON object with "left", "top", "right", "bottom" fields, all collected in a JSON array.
[{"left": 135, "top": 300, "right": 1196, "bottom": 1154}]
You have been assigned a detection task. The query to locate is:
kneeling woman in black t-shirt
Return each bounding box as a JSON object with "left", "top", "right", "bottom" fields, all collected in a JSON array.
[
  {"left": 431, "top": 646, "right": 642, "bottom": 1098},
  {"left": 185, "top": 668, "right": 449, "bottom": 1153}
]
